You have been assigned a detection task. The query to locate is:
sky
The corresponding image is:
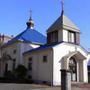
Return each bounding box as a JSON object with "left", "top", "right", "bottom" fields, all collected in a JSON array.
[{"left": 0, "top": 0, "right": 90, "bottom": 51}]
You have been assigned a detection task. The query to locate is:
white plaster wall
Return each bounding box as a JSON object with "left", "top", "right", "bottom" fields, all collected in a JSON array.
[
  {"left": 63, "top": 29, "right": 68, "bottom": 42},
  {"left": 83, "top": 59, "right": 88, "bottom": 82},
  {"left": 52, "top": 43, "right": 88, "bottom": 86},
  {"left": 84, "top": 54, "right": 90, "bottom": 83},
  {"left": 23, "top": 42, "right": 88, "bottom": 86},
  {"left": 77, "top": 61, "right": 79, "bottom": 82},
  {"left": 1, "top": 42, "right": 40, "bottom": 74},
  {"left": 3, "top": 36, "right": 12, "bottom": 43},
  {"left": 79, "top": 54, "right": 90, "bottom": 83},
  {"left": 52, "top": 44, "right": 73, "bottom": 85},
  {"left": 24, "top": 49, "right": 53, "bottom": 84},
  {"left": 1, "top": 42, "right": 21, "bottom": 72},
  {"left": 20, "top": 43, "right": 39, "bottom": 64}
]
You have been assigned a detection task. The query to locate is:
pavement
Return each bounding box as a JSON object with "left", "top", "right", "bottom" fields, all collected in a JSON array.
[{"left": 0, "top": 83, "right": 89, "bottom": 90}]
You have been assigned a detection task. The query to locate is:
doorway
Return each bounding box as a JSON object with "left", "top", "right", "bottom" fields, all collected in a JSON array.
[{"left": 69, "top": 57, "right": 77, "bottom": 81}]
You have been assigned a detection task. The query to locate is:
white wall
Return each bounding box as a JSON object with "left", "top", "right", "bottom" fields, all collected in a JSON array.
[
  {"left": 52, "top": 43, "right": 88, "bottom": 85},
  {"left": 20, "top": 43, "right": 39, "bottom": 64},
  {"left": 84, "top": 54, "right": 90, "bottom": 82},
  {"left": 58, "top": 29, "right": 68, "bottom": 42},
  {"left": 24, "top": 49, "right": 53, "bottom": 84},
  {"left": 63, "top": 29, "right": 68, "bottom": 42},
  {"left": 23, "top": 42, "right": 88, "bottom": 86},
  {"left": 1, "top": 41, "right": 40, "bottom": 75}
]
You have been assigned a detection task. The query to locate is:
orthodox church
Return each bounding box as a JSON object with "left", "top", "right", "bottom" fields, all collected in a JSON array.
[
  {"left": 0, "top": 16, "right": 46, "bottom": 76},
  {"left": 23, "top": 11, "right": 90, "bottom": 85},
  {"left": 0, "top": 3, "right": 90, "bottom": 86}
]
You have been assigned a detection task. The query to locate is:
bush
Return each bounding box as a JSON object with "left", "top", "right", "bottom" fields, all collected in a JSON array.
[
  {"left": 15, "top": 65, "right": 27, "bottom": 79},
  {"left": 4, "top": 70, "right": 15, "bottom": 80},
  {"left": 0, "top": 65, "right": 33, "bottom": 83}
]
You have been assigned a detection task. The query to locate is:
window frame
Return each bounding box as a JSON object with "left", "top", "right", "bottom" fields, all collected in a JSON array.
[
  {"left": 13, "top": 49, "right": 16, "bottom": 54},
  {"left": 28, "top": 57, "right": 32, "bottom": 70},
  {"left": 43, "top": 55, "right": 48, "bottom": 63},
  {"left": 68, "top": 31, "right": 76, "bottom": 43},
  {"left": 47, "top": 30, "right": 58, "bottom": 44}
]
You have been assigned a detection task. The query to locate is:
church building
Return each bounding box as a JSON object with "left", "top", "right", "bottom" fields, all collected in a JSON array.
[
  {"left": 0, "top": 16, "right": 46, "bottom": 76},
  {"left": 0, "top": 1, "right": 90, "bottom": 86},
  {"left": 23, "top": 10, "right": 90, "bottom": 85}
]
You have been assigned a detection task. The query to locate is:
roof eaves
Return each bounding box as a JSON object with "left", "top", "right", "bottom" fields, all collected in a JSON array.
[
  {"left": 63, "top": 25, "right": 80, "bottom": 33},
  {"left": 1, "top": 40, "right": 22, "bottom": 48},
  {"left": 23, "top": 46, "right": 52, "bottom": 55},
  {"left": 23, "top": 42, "right": 63, "bottom": 55}
]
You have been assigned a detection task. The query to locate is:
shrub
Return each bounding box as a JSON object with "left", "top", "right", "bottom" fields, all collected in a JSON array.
[
  {"left": 15, "top": 65, "right": 27, "bottom": 79},
  {"left": 4, "top": 70, "right": 15, "bottom": 80}
]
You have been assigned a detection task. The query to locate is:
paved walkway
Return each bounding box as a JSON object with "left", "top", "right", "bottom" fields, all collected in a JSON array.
[
  {"left": 0, "top": 83, "right": 89, "bottom": 90},
  {"left": 0, "top": 83, "right": 49, "bottom": 90}
]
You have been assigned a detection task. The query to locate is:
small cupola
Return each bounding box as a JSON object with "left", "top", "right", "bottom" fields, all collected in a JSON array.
[{"left": 26, "top": 11, "right": 34, "bottom": 29}]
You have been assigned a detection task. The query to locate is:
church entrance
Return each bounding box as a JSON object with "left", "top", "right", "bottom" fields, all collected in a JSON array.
[{"left": 69, "top": 57, "right": 77, "bottom": 81}]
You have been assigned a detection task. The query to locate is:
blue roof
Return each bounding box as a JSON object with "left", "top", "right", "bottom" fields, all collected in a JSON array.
[{"left": 5, "top": 28, "right": 46, "bottom": 46}]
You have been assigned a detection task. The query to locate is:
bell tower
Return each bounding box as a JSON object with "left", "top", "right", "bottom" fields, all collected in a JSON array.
[{"left": 47, "top": 0, "right": 80, "bottom": 45}]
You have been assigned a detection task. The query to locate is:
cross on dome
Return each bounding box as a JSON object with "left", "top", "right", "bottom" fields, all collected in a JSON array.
[{"left": 26, "top": 10, "right": 34, "bottom": 29}]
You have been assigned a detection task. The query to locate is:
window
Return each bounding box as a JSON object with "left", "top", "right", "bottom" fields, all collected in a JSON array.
[
  {"left": 13, "top": 59, "right": 16, "bottom": 70},
  {"left": 5, "top": 63, "right": 8, "bottom": 72},
  {"left": 13, "top": 49, "right": 16, "bottom": 54},
  {"left": 47, "top": 31, "right": 58, "bottom": 44},
  {"left": 28, "top": 57, "right": 32, "bottom": 70},
  {"left": 43, "top": 56, "right": 47, "bottom": 63},
  {"left": 68, "top": 31, "right": 76, "bottom": 43}
]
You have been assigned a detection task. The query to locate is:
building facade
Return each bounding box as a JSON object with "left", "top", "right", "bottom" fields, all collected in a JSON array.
[
  {"left": 23, "top": 12, "right": 90, "bottom": 85},
  {"left": 0, "top": 17, "right": 46, "bottom": 76},
  {"left": 0, "top": 8, "right": 90, "bottom": 86}
]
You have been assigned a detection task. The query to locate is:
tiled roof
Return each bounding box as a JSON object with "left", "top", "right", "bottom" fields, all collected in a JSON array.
[{"left": 5, "top": 28, "right": 46, "bottom": 46}]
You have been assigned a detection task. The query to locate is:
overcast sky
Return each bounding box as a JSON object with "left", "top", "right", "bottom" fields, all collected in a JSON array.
[{"left": 0, "top": 0, "right": 90, "bottom": 50}]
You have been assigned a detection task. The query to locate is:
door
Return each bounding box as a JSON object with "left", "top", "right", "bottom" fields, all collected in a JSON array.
[{"left": 69, "top": 57, "right": 77, "bottom": 81}]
